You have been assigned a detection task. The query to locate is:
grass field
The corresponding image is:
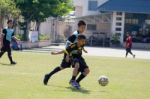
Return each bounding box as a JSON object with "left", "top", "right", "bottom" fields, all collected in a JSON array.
[{"left": 0, "top": 52, "right": 150, "bottom": 99}]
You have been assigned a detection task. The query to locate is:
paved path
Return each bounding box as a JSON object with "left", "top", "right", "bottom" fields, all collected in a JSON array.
[{"left": 23, "top": 45, "right": 150, "bottom": 60}]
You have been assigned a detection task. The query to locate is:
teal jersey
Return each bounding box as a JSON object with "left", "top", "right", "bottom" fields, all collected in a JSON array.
[{"left": 3, "top": 27, "right": 14, "bottom": 42}]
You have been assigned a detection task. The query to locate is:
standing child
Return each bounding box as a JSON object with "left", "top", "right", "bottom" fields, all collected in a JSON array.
[
  {"left": 125, "top": 32, "right": 135, "bottom": 58},
  {"left": 0, "top": 20, "right": 19, "bottom": 64}
]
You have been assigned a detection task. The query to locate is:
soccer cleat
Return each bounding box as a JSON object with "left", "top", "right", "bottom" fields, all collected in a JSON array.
[
  {"left": 43, "top": 74, "right": 50, "bottom": 85},
  {"left": 71, "top": 80, "right": 80, "bottom": 89},
  {"left": 11, "top": 61, "right": 16, "bottom": 65}
]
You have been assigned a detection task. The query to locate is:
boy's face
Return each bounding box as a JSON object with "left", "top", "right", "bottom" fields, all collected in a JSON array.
[
  {"left": 78, "top": 25, "right": 86, "bottom": 33},
  {"left": 8, "top": 22, "right": 13, "bottom": 28},
  {"left": 78, "top": 39, "right": 86, "bottom": 46}
]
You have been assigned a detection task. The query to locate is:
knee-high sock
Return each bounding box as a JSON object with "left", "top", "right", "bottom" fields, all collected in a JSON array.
[
  {"left": 76, "top": 74, "right": 86, "bottom": 83},
  {"left": 47, "top": 67, "right": 61, "bottom": 77}
]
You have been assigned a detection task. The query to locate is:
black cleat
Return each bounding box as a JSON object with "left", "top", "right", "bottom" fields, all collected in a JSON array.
[
  {"left": 11, "top": 61, "right": 17, "bottom": 65},
  {"left": 43, "top": 74, "right": 50, "bottom": 85}
]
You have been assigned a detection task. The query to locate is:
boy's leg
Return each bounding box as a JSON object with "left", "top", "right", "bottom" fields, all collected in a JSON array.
[
  {"left": 70, "top": 64, "right": 80, "bottom": 88},
  {"left": 125, "top": 48, "right": 129, "bottom": 57},
  {"left": 0, "top": 51, "right": 5, "bottom": 58},
  {"left": 70, "top": 62, "right": 80, "bottom": 82},
  {"left": 129, "top": 48, "right": 135, "bottom": 58},
  {"left": 44, "top": 66, "right": 63, "bottom": 85},
  {"left": 76, "top": 57, "right": 90, "bottom": 85},
  {"left": 7, "top": 47, "right": 16, "bottom": 64},
  {"left": 43, "top": 59, "right": 71, "bottom": 85},
  {"left": 0, "top": 47, "right": 6, "bottom": 58},
  {"left": 76, "top": 68, "right": 90, "bottom": 84}
]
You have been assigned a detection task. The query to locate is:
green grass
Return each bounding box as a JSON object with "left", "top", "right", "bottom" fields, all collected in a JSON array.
[{"left": 0, "top": 52, "right": 150, "bottom": 99}]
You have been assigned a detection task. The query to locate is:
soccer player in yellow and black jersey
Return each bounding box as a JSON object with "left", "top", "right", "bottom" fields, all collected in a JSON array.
[
  {"left": 43, "top": 35, "right": 89, "bottom": 88},
  {"left": 63, "top": 35, "right": 89, "bottom": 88},
  {"left": 43, "top": 21, "right": 87, "bottom": 85}
]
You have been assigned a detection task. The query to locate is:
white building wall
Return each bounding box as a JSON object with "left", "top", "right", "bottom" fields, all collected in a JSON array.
[
  {"left": 73, "top": 0, "right": 108, "bottom": 17},
  {"left": 111, "top": 12, "right": 125, "bottom": 44}
]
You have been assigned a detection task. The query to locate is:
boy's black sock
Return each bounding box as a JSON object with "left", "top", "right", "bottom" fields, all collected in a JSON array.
[
  {"left": 47, "top": 66, "right": 61, "bottom": 77},
  {"left": 71, "top": 76, "right": 76, "bottom": 81},
  {"left": 76, "top": 74, "right": 86, "bottom": 83}
]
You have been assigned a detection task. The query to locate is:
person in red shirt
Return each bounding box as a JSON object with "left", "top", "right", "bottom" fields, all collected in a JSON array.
[{"left": 125, "top": 33, "right": 135, "bottom": 58}]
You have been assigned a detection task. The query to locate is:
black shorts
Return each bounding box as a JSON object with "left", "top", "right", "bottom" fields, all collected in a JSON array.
[
  {"left": 126, "top": 47, "right": 131, "bottom": 52},
  {"left": 72, "top": 57, "right": 88, "bottom": 72},
  {"left": 60, "top": 59, "right": 72, "bottom": 68},
  {"left": 1, "top": 44, "right": 11, "bottom": 54}
]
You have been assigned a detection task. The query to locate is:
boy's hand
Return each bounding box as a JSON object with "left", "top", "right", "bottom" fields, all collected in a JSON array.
[
  {"left": 84, "top": 50, "right": 88, "bottom": 53},
  {"left": 51, "top": 51, "right": 57, "bottom": 55}
]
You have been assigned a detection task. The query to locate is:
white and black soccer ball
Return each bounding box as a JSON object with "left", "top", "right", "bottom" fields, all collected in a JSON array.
[{"left": 98, "top": 75, "right": 109, "bottom": 86}]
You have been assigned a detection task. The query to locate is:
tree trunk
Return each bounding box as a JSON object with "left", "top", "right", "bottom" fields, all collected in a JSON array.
[
  {"left": 0, "top": 12, "right": 5, "bottom": 32},
  {"left": 36, "top": 21, "right": 41, "bottom": 41},
  {"left": 23, "top": 19, "right": 30, "bottom": 41}
]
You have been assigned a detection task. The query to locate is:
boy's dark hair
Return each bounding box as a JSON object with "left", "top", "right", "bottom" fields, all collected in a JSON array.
[
  {"left": 7, "top": 20, "right": 13, "bottom": 24},
  {"left": 78, "top": 35, "right": 86, "bottom": 40},
  {"left": 78, "top": 20, "right": 86, "bottom": 27}
]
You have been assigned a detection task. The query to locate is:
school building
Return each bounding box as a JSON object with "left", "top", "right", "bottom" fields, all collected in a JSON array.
[{"left": 73, "top": 0, "right": 150, "bottom": 49}]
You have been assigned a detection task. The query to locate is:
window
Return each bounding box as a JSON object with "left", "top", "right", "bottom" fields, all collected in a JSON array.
[
  {"left": 87, "top": 24, "right": 96, "bottom": 30},
  {"left": 116, "top": 22, "right": 122, "bottom": 26},
  {"left": 88, "top": 1, "right": 98, "bottom": 11},
  {"left": 116, "top": 17, "right": 122, "bottom": 21},
  {"left": 125, "top": 19, "right": 138, "bottom": 24},
  {"left": 116, "top": 28, "right": 122, "bottom": 31},
  {"left": 145, "top": 20, "right": 150, "bottom": 25}
]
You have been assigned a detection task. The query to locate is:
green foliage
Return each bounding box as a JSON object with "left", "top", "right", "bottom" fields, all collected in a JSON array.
[
  {"left": 15, "top": 33, "right": 24, "bottom": 41},
  {"left": 13, "top": 0, "right": 73, "bottom": 40},
  {"left": 14, "top": 0, "right": 73, "bottom": 22},
  {"left": 0, "top": 0, "right": 20, "bottom": 18},
  {"left": 111, "top": 33, "right": 121, "bottom": 44},
  {"left": 39, "top": 34, "right": 49, "bottom": 41}
]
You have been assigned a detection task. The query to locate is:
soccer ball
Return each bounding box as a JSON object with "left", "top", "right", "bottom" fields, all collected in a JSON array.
[{"left": 98, "top": 75, "right": 109, "bottom": 86}]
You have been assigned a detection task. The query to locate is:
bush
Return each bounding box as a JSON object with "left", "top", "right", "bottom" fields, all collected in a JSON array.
[
  {"left": 111, "top": 33, "right": 120, "bottom": 44},
  {"left": 15, "top": 34, "right": 24, "bottom": 41},
  {"left": 39, "top": 34, "right": 49, "bottom": 41}
]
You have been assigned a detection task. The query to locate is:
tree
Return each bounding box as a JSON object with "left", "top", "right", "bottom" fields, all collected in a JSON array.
[
  {"left": 14, "top": 0, "right": 73, "bottom": 41},
  {"left": 0, "top": 0, "right": 20, "bottom": 31}
]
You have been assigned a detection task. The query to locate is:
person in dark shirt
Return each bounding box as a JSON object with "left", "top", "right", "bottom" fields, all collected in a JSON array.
[
  {"left": 43, "top": 20, "right": 87, "bottom": 85},
  {"left": 64, "top": 35, "right": 89, "bottom": 89},
  {"left": 43, "top": 35, "right": 89, "bottom": 86},
  {"left": 0, "top": 20, "right": 19, "bottom": 64},
  {"left": 125, "top": 33, "right": 135, "bottom": 58},
  {"left": 65, "top": 20, "right": 86, "bottom": 48}
]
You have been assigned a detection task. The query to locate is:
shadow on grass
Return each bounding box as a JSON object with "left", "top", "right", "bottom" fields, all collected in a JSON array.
[
  {"left": 46, "top": 84, "right": 90, "bottom": 94},
  {"left": 66, "top": 86, "right": 91, "bottom": 94},
  {"left": 0, "top": 62, "right": 14, "bottom": 66}
]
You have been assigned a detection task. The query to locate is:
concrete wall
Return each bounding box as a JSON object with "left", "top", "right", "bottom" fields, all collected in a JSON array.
[{"left": 21, "top": 41, "right": 51, "bottom": 49}]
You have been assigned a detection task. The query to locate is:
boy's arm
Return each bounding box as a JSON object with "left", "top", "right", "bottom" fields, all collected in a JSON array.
[
  {"left": 51, "top": 50, "right": 64, "bottom": 55},
  {"left": 51, "top": 44, "right": 73, "bottom": 55},
  {"left": 11, "top": 31, "right": 20, "bottom": 41},
  {"left": 82, "top": 47, "right": 88, "bottom": 53}
]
